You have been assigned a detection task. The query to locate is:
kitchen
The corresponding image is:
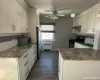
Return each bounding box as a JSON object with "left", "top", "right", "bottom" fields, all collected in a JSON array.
[{"left": 0, "top": 0, "right": 100, "bottom": 80}]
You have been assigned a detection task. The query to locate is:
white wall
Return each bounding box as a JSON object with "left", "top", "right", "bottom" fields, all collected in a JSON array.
[
  {"left": 28, "top": 8, "right": 37, "bottom": 43},
  {"left": 52, "top": 16, "right": 76, "bottom": 49},
  {"left": 40, "top": 15, "right": 76, "bottom": 50}
]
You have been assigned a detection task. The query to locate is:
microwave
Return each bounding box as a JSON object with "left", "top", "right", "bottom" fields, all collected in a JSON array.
[{"left": 18, "top": 37, "right": 31, "bottom": 45}]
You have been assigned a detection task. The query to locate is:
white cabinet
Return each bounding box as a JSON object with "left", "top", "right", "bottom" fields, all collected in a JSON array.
[
  {"left": 18, "top": 52, "right": 29, "bottom": 80},
  {"left": 11, "top": 0, "right": 21, "bottom": 33},
  {"left": 0, "top": 45, "right": 36, "bottom": 80},
  {"left": 94, "top": 9, "right": 100, "bottom": 32},
  {"left": 0, "top": 58, "right": 18, "bottom": 80},
  {"left": 87, "top": 10, "right": 96, "bottom": 33},
  {"left": 0, "top": 0, "right": 28, "bottom": 33},
  {"left": 78, "top": 15, "right": 88, "bottom": 33},
  {"left": 72, "top": 3, "right": 98, "bottom": 34},
  {"left": 20, "top": 6, "right": 28, "bottom": 33},
  {"left": 73, "top": 17, "right": 79, "bottom": 27},
  {"left": 0, "top": 0, "right": 12, "bottom": 33},
  {"left": 58, "top": 54, "right": 100, "bottom": 80},
  {"left": 28, "top": 47, "right": 36, "bottom": 71},
  {"left": 74, "top": 42, "right": 91, "bottom": 48},
  {"left": 18, "top": 46, "right": 36, "bottom": 80},
  {"left": 72, "top": 17, "right": 80, "bottom": 33}
]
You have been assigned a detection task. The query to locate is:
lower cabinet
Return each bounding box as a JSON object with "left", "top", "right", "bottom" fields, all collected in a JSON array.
[
  {"left": 58, "top": 52, "right": 100, "bottom": 80},
  {"left": 18, "top": 46, "right": 37, "bottom": 80},
  {"left": 0, "top": 58, "right": 19, "bottom": 80},
  {"left": 0, "top": 45, "right": 37, "bottom": 80}
]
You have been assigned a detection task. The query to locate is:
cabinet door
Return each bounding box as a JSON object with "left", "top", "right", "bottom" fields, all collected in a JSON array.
[
  {"left": 18, "top": 52, "right": 29, "bottom": 80},
  {"left": 24, "top": 10, "right": 28, "bottom": 32},
  {"left": 0, "top": 0, "right": 12, "bottom": 33},
  {"left": 78, "top": 15, "right": 88, "bottom": 33},
  {"left": 20, "top": 6, "right": 28, "bottom": 33},
  {"left": 73, "top": 18, "right": 79, "bottom": 27},
  {"left": 11, "top": 0, "right": 21, "bottom": 33},
  {"left": 31, "top": 52, "right": 36, "bottom": 67},
  {"left": 28, "top": 48, "right": 36, "bottom": 71},
  {"left": 87, "top": 10, "right": 96, "bottom": 33},
  {"left": 94, "top": 9, "right": 100, "bottom": 32},
  {"left": 28, "top": 49, "right": 33, "bottom": 71}
]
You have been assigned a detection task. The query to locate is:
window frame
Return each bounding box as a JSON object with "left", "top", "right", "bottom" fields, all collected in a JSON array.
[{"left": 40, "top": 24, "right": 55, "bottom": 41}]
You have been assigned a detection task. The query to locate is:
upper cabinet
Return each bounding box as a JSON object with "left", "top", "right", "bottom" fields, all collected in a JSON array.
[
  {"left": 11, "top": 0, "right": 21, "bottom": 33},
  {"left": 87, "top": 10, "right": 96, "bottom": 34},
  {"left": 20, "top": 6, "right": 28, "bottom": 33},
  {"left": 73, "top": 2, "right": 100, "bottom": 34},
  {"left": 0, "top": 0, "right": 12, "bottom": 33},
  {"left": 0, "top": 0, "right": 28, "bottom": 33},
  {"left": 94, "top": 9, "right": 100, "bottom": 32},
  {"left": 73, "top": 17, "right": 79, "bottom": 27},
  {"left": 78, "top": 14, "right": 88, "bottom": 33}
]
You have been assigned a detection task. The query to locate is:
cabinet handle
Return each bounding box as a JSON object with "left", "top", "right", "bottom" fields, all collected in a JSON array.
[
  {"left": 24, "top": 60, "right": 29, "bottom": 66},
  {"left": 25, "top": 69, "right": 29, "bottom": 76},
  {"left": 12, "top": 24, "right": 16, "bottom": 31},
  {"left": 33, "top": 51, "right": 36, "bottom": 54},
  {"left": 24, "top": 54, "right": 28, "bottom": 58}
]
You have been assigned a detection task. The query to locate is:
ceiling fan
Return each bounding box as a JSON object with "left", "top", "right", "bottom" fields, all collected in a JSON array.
[{"left": 45, "top": 8, "right": 69, "bottom": 20}]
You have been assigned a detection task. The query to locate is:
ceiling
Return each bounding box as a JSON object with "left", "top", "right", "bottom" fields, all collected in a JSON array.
[{"left": 25, "top": 0, "right": 100, "bottom": 15}]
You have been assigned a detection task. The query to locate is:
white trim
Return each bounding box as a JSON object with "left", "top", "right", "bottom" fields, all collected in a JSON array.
[{"left": 51, "top": 49, "right": 58, "bottom": 52}]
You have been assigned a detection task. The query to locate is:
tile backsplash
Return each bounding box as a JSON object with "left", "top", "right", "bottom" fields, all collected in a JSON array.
[
  {"left": 0, "top": 35, "right": 23, "bottom": 52},
  {"left": 0, "top": 35, "right": 23, "bottom": 43}
]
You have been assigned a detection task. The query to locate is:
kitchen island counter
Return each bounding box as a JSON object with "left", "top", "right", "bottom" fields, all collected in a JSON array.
[{"left": 58, "top": 48, "right": 100, "bottom": 60}]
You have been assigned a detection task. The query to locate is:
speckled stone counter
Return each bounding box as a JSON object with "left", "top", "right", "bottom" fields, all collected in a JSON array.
[
  {"left": 0, "top": 44, "right": 36, "bottom": 58},
  {"left": 58, "top": 48, "right": 100, "bottom": 60}
]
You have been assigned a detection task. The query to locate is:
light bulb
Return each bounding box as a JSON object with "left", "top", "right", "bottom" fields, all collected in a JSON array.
[{"left": 71, "top": 13, "right": 75, "bottom": 18}]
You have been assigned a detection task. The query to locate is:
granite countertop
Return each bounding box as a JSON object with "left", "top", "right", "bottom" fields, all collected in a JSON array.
[
  {"left": 58, "top": 48, "right": 100, "bottom": 60},
  {"left": 0, "top": 44, "right": 36, "bottom": 58}
]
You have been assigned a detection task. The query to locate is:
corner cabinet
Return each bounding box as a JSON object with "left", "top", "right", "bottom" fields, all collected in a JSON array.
[
  {"left": 0, "top": 0, "right": 28, "bottom": 33},
  {"left": 73, "top": 2, "right": 100, "bottom": 34}
]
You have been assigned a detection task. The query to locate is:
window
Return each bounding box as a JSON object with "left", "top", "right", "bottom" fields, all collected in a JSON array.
[
  {"left": 41, "top": 25, "right": 54, "bottom": 31},
  {"left": 41, "top": 25, "right": 55, "bottom": 41}
]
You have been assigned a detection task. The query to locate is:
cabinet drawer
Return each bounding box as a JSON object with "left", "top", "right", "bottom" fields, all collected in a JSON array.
[
  {"left": 19, "top": 60, "right": 29, "bottom": 80},
  {"left": 19, "top": 52, "right": 28, "bottom": 65},
  {"left": 24, "top": 60, "right": 30, "bottom": 79}
]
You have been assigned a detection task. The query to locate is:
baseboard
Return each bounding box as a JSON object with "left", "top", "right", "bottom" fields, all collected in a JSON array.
[{"left": 51, "top": 49, "right": 58, "bottom": 51}]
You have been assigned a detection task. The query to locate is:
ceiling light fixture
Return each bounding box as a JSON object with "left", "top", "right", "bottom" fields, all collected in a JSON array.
[
  {"left": 50, "top": 16, "right": 58, "bottom": 20},
  {"left": 71, "top": 13, "right": 76, "bottom": 18}
]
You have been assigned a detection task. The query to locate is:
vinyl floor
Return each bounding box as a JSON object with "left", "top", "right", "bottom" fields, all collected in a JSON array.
[{"left": 27, "top": 51, "right": 59, "bottom": 80}]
